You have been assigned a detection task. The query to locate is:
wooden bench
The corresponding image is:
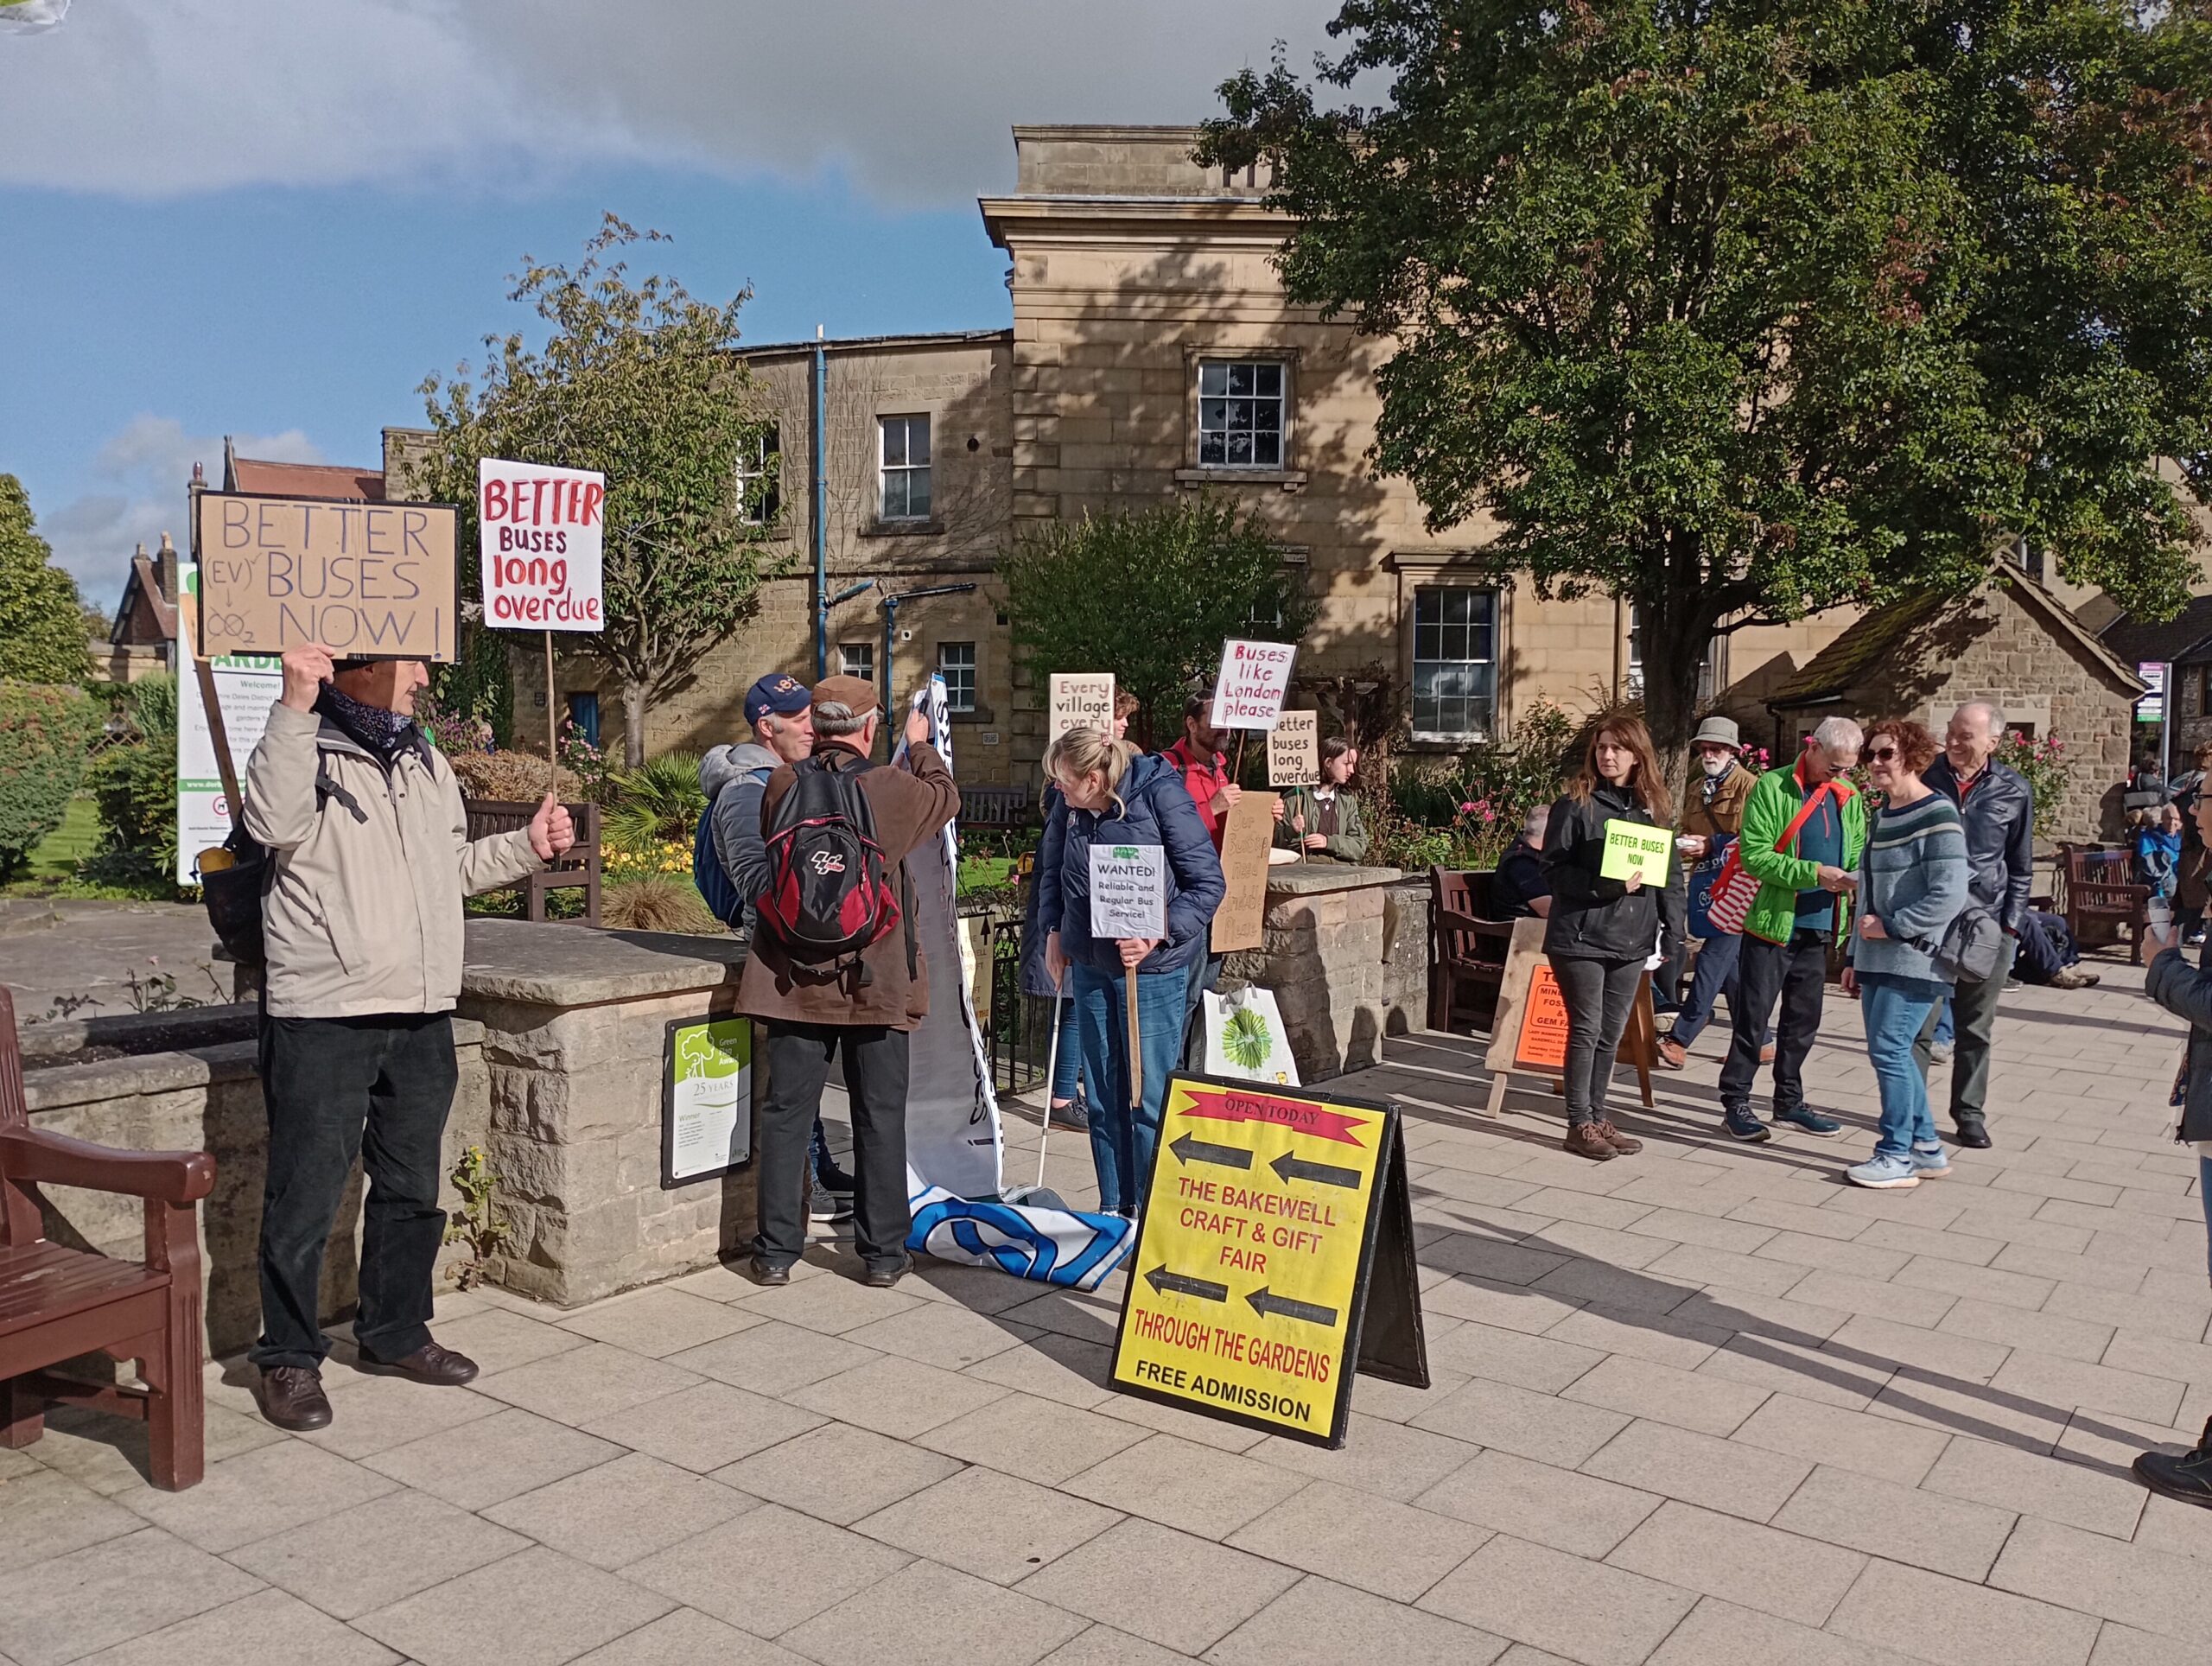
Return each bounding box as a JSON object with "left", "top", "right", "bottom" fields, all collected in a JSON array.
[
  {"left": 1429, "top": 867, "right": 1518, "bottom": 1033},
  {"left": 464, "top": 799, "right": 602, "bottom": 925},
  {"left": 1, "top": 987, "right": 215, "bottom": 1491},
  {"left": 959, "top": 784, "right": 1033, "bottom": 830},
  {"left": 2062, "top": 844, "right": 2151, "bottom": 963}
]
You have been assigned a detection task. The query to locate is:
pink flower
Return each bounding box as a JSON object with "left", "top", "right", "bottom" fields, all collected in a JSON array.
[{"left": 1458, "top": 801, "right": 1479, "bottom": 814}]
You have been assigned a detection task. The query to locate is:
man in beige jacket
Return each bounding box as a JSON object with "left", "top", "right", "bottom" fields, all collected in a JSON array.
[{"left": 244, "top": 644, "right": 571, "bottom": 1431}]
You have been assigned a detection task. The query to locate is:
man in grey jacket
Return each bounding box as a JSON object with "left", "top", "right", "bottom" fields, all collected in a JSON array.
[
  {"left": 1913, "top": 700, "right": 2035, "bottom": 1149},
  {"left": 698, "top": 673, "right": 856, "bottom": 1218},
  {"left": 245, "top": 644, "right": 571, "bottom": 1432}
]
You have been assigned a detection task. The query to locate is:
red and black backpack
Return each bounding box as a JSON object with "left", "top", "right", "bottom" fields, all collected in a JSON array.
[{"left": 756, "top": 755, "right": 902, "bottom": 980}]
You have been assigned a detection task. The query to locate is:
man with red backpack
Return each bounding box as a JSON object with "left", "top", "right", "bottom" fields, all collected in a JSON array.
[{"left": 737, "top": 674, "right": 958, "bottom": 1288}]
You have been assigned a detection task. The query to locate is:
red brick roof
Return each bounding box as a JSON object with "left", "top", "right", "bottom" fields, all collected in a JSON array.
[{"left": 228, "top": 457, "right": 385, "bottom": 500}]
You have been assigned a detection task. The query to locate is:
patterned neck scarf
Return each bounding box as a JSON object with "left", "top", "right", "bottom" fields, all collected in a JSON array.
[{"left": 316, "top": 684, "right": 420, "bottom": 766}]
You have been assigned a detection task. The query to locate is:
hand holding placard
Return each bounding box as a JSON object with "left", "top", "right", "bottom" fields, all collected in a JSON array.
[{"left": 1599, "top": 820, "right": 1673, "bottom": 887}]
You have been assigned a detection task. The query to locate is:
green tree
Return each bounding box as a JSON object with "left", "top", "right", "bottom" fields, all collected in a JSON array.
[
  {"left": 1197, "top": 0, "right": 2212, "bottom": 751},
  {"left": 1001, "top": 497, "right": 1319, "bottom": 741},
  {"left": 419, "top": 215, "right": 783, "bottom": 766},
  {"left": 0, "top": 683, "right": 100, "bottom": 880},
  {"left": 83, "top": 673, "right": 180, "bottom": 888},
  {"left": 0, "top": 476, "right": 90, "bottom": 685}
]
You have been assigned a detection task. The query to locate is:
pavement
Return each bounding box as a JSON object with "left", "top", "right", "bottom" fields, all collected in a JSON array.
[{"left": 5, "top": 955, "right": 2212, "bottom": 1665}]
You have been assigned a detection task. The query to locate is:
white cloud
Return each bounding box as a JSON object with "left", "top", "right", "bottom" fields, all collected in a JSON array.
[
  {"left": 39, "top": 416, "right": 324, "bottom": 605},
  {"left": 0, "top": 0, "right": 1345, "bottom": 203}
]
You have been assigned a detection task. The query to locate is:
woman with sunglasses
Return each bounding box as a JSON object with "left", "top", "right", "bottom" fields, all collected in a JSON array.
[{"left": 1840, "top": 718, "right": 1970, "bottom": 1189}]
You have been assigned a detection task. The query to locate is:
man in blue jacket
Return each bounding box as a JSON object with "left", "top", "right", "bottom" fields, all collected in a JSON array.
[{"left": 1912, "top": 700, "right": 2034, "bottom": 1150}]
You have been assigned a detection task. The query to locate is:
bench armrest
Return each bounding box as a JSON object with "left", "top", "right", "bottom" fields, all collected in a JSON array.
[{"left": 0, "top": 1127, "right": 215, "bottom": 1207}]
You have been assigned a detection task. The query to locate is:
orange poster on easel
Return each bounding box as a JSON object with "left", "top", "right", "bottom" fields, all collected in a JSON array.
[{"left": 1515, "top": 964, "right": 1571, "bottom": 1072}]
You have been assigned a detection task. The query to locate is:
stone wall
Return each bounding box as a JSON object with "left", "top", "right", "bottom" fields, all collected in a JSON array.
[
  {"left": 25, "top": 1014, "right": 493, "bottom": 1358},
  {"left": 1223, "top": 865, "right": 1413, "bottom": 1084}
]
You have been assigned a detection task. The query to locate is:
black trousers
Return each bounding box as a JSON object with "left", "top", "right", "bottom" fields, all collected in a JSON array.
[
  {"left": 755, "top": 1022, "right": 911, "bottom": 1269},
  {"left": 1551, "top": 956, "right": 1643, "bottom": 1128},
  {"left": 253, "top": 1014, "right": 456, "bottom": 1371},
  {"left": 1718, "top": 929, "right": 1830, "bottom": 1115}
]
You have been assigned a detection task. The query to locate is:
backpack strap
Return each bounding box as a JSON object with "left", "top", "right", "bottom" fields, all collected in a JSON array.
[{"left": 315, "top": 760, "right": 370, "bottom": 824}]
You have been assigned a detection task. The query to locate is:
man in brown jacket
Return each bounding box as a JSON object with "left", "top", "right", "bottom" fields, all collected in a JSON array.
[
  {"left": 1658, "top": 715, "right": 1765, "bottom": 1069},
  {"left": 738, "top": 675, "right": 959, "bottom": 1288}
]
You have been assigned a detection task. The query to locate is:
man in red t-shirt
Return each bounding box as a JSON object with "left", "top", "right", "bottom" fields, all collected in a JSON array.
[{"left": 1161, "top": 693, "right": 1242, "bottom": 851}]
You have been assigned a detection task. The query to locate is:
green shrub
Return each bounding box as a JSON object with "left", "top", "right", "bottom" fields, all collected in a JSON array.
[
  {"left": 0, "top": 682, "right": 102, "bottom": 878},
  {"left": 81, "top": 674, "right": 179, "bottom": 888},
  {"left": 605, "top": 752, "right": 706, "bottom": 850}
]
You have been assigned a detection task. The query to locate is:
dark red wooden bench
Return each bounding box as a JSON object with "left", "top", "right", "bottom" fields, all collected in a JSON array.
[{"left": 1, "top": 987, "right": 215, "bottom": 1490}]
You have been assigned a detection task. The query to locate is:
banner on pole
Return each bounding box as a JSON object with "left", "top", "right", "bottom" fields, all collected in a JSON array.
[{"left": 476, "top": 459, "right": 606, "bottom": 632}]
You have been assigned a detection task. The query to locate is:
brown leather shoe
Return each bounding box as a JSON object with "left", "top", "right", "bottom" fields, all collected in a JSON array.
[
  {"left": 259, "top": 1365, "right": 333, "bottom": 1431},
  {"left": 1563, "top": 1123, "right": 1618, "bottom": 1161},
  {"left": 1592, "top": 1120, "right": 1644, "bottom": 1155},
  {"left": 359, "top": 1340, "right": 479, "bottom": 1386},
  {"left": 1655, "top": 1039, "right": 1688, "bottom": 1071}
]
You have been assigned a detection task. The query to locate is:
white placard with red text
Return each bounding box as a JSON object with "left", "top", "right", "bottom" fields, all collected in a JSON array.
[
  {"left": 1210, "top": 639, "right": 1298, "bottom": 730},
  {"left": 477, "top": 459, "right": 606, "bottom": 632}
]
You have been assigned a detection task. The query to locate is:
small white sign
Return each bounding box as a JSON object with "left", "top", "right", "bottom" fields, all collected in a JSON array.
[
  {"left": 1090, "top": 843, "right": 1167, "bottom": 938},
  {"left": 477, "top": 458, "right": 606, "bottom": 632},
  {"left": 2139, "top": 660, "right": 2167, "bottom": 724},
  {"left": 664, "top": 1017, "right": 752, "bottom": 1186},
  {"left": 1210, "top": 639, "right": 1297, "bottom": 730},
  {"left": 1049, "top": 672, "right": 1116, "bottom": 743}
]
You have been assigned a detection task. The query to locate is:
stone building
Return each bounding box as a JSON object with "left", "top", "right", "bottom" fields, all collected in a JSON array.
[
  {"left": 2100, "top": 594, "right": 2212, "bottom": 771},
  {"left": 1765, "top": 574, "right": 2145, "bottom": 840},
  {"left": 99, "top": 535, "right": 178, "bottom": 683}
]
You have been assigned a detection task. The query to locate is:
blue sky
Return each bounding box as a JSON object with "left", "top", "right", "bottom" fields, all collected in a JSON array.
[{"left": 0, "top": 0, "right": 1344, "bottom": 605}]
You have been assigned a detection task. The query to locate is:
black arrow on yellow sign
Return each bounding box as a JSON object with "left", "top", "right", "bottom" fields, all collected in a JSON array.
[
  {"left": 1269, "top": 1150, "right": 1361, "bottom": 1189},
  {"left": 1147, "top": 1265, "right": 1230, "bottom": 1302},
  {"left": 1169, "top": 1133, "right": 1253, "bottom": 1172},
  {"left": 1246, "top": 1287, "right": 1340, "bottom": 1326}
]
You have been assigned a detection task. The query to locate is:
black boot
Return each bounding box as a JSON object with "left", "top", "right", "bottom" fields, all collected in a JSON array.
[
  {"left": 2134, "top": 1418, "right": 2212, "bottom": 1509},
  {"left": 1953, "top": 1114, "right": 1992, "bottom": 1150}
]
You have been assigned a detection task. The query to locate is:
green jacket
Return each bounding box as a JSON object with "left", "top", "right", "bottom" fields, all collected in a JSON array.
[
  {"left": 1738, "top": 762, "right": 1867, "bottom": 944},
  {"left": 1272, "top": 785, "right": 1370, "bottom": 863}
]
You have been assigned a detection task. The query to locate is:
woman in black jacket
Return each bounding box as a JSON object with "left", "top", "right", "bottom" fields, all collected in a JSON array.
[{"left": 1541, "top": 714, "right": 1673, "bottom": 1161}]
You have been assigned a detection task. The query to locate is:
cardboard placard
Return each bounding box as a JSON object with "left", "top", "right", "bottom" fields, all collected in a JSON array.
[
  {"left": 1599, "top": 818, "right": 1673, "bottom": 887},
  {"left": 1483, "top": 916, "right": 1656, "bottom": 1114},
  {"left": 1268, "top": 709, "right": 1319, "bottom": 787},
  {"left": 1210, "top": 792, "right": 1279, "bottom": 953},
  {"left": 1110, "top": 1074, "right": 1428, "bottom": 1447},
  {"left": 1210, "top": 639, "right": 1297, "bottom": 730},
  {"left": 1090, "top": 843, "right": 1167, "bottom": 938},
  {"left": 477, "top": 459, "right": 606, "bottom": 632},
  {"left": 1049, "top": 672, "right": 1116, "bottom": 744},
  {"left": 661, "top": 1015, "right": 753, "bottom": 1186},
  {"left": 194, "top": 491, "right": 460, "bottom": 661}
]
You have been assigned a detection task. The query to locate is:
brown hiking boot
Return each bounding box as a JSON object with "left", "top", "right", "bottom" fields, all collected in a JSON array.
[
  {"left": 1563, "top": 1123, "right": 1618, "bottom": 1161},
  {"left": 1592, "top": 1120, "right": 1643, "bottom": 1155},
  {"left": 1655, "top": 1038, "right": 1688, "bottom": 1071}
]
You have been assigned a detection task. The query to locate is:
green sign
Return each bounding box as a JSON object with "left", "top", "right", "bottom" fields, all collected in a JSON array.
[{"left": 662, "top": 1016, "right": 752, "bottom": 1186}]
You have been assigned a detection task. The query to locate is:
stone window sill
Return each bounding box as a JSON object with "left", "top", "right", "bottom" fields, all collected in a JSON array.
[{"left": 1173, "top": 468, "right": 1307, "bottom": 491}]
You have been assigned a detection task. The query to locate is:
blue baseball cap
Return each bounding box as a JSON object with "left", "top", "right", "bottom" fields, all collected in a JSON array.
[{"left": 744, "top": 673, "right": 811, "bottom": 727}]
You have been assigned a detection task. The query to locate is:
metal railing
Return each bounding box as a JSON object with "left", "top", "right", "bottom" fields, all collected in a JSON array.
[{"left": 986, "top": 914, "right": 1054, "bottom": 1097}]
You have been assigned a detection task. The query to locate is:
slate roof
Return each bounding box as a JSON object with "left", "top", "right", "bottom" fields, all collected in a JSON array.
[{"left": 2100, "top": 594, "right": 2212, "bottom": 669}]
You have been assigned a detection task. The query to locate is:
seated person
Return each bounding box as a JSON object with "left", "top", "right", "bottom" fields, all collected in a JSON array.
[{"left": 1491, "top": 806, "right": 1552, "bottom": 919}]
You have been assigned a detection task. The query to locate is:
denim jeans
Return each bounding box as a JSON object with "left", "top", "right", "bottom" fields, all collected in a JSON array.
[
  {"left": 253, "top": 1014, "right": 458, "bottom": 1371},
  {"left": 1860, "top": 971, "right": 1948, "bottom": 1160},
  {"left": 1932, "top": 999, "right": 1955, "bottom": 1048},
  {"left": 1669, "top": 933, "right": 1776, "bottom": 1050},
  {"left": 2200, "top": 1154, "right": 2212, "bottom": 1284},
  {"left": 1050, "top": 996, "right": 1083, "bottom": 1102},
  {"left": 1071, "top": 960, "right": 1192, "bottom": 1214}
]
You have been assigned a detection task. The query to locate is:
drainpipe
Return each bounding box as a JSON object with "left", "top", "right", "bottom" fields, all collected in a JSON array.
[
  {"left": 811, "top": 327, "right": 829, "bottom": 679},
  {"left": 878, "top": 582, "right": 977, "bottom": 756}
]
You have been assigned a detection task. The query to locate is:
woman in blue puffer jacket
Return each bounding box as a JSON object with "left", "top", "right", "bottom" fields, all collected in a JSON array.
[{"left": 1035, "top": 726, "right": 1225, "bottom": 1216}]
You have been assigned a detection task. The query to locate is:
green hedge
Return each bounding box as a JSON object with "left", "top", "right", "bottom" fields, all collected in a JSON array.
[
  {"left": 0, "top": 682, "right": 102, "bottom": 878},
  {"left": 82, "top": 673, "right": 179, "bottom": 887}
]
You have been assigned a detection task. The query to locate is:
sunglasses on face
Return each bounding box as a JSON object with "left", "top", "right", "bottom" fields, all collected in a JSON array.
[{"left": 1866, "top": 746, "right": 1900, "bottom": 762}]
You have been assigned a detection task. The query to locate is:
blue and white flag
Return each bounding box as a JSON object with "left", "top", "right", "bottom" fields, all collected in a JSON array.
[{"left": 892, "top": 677, "right": 1135, "bottom": 1288}]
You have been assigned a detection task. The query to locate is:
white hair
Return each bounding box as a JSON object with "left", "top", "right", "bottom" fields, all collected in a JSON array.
[
  {"left": 1811, "top": 715, "right": 1865, "bottom": 757},
  {"left": 1954, "top": 700, "right": 2004, "bottom": 735},
  {"left": 811, "top": 700, "right": 868, "bottom": 740}
]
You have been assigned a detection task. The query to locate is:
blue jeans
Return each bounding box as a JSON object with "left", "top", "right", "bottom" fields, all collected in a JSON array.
[
  {"left": 1050, "top": 997, "right": 1082, "bottom": 1102},
  {"left": 1070, "top": 960, "right": 1191, "bottom": 1215},
  {"left": 2200, "top": 1154, "right": 2212, "bottom": 1283},
  {"left": 1670, "top": 934, "right": 1773, "bottom": 1049},
  {"left": 1932, "top": 998, "right": 1955, "bottom": 1049},
  {"left": 1860, "top": 972, "right": 1948, "bottom": 1160}
]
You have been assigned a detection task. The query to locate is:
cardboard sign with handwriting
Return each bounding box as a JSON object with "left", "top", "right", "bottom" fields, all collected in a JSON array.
[
  {"left": 1211, "top": 792, "right": 1280, "bottom": 952},
  {"left": 1268, "top": 710, "right": 1319, "bottom": 786},
  {"left": 1211, "top": 640, "right": 1297, "bottom": 730},
  {"left": 1050, "top": 673, "right": 1116, "bottom": 744},
  {"left": 194, "top": 492, "right": 459, "bottom": 661}
]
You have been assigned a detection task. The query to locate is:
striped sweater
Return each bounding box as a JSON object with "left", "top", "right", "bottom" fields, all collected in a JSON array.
[{"left": 1849, "top": 790, "right": 1971, "bottom": 983}]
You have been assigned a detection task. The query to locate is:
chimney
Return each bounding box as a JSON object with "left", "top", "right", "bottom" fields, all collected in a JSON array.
[{"left": 157, "top": 531, "right": 177, "bottom": 601}]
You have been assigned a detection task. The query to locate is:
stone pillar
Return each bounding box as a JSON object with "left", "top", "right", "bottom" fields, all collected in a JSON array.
[
  {"left": 1222, "top": 865, "right": 1408, "bottom": 1084},
  {"left": 456, "top": 919, "right": 753, "bottom": 1307}
]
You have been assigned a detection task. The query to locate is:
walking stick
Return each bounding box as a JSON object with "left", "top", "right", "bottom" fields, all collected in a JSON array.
[
  {"left": 1034, "top": 974, "right": 1066, "bottom": 1192},
  {"left": 1126, "top": 963, "right": 1143, "bottom": 1111}
]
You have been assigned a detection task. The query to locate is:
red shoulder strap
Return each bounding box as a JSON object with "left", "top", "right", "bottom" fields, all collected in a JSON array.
[{"left": 1774, "top": 779, "right": 1840, "bottom": 855}]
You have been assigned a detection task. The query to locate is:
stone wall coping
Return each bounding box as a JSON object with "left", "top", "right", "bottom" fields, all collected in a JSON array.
[
  {"left": 25, "top": 1020, "right": 486, "bottom": 1114},
  {"left": 459, "top": 918, "right": 746, "bottom": 1007},
  {"left": 19, "top": 1002, "right": 260, "bottom": 1063},
  {"left": 1262, "top": 864, "right": 1407, "bottom": 897}
]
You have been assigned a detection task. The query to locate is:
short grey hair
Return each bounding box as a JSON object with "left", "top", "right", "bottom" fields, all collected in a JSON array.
[
  {"left": 1811, "top": 715, "right": 1865, "bottom": 758},
  {"left": 1522, "top": 805, "right": 1550, "bottom": 842},
  {"left": 1954, "top": 699, "right": 2004, "bottom": 735},
  {"left": 811, "top": 701, "right": 868, "bottom": 740}
]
